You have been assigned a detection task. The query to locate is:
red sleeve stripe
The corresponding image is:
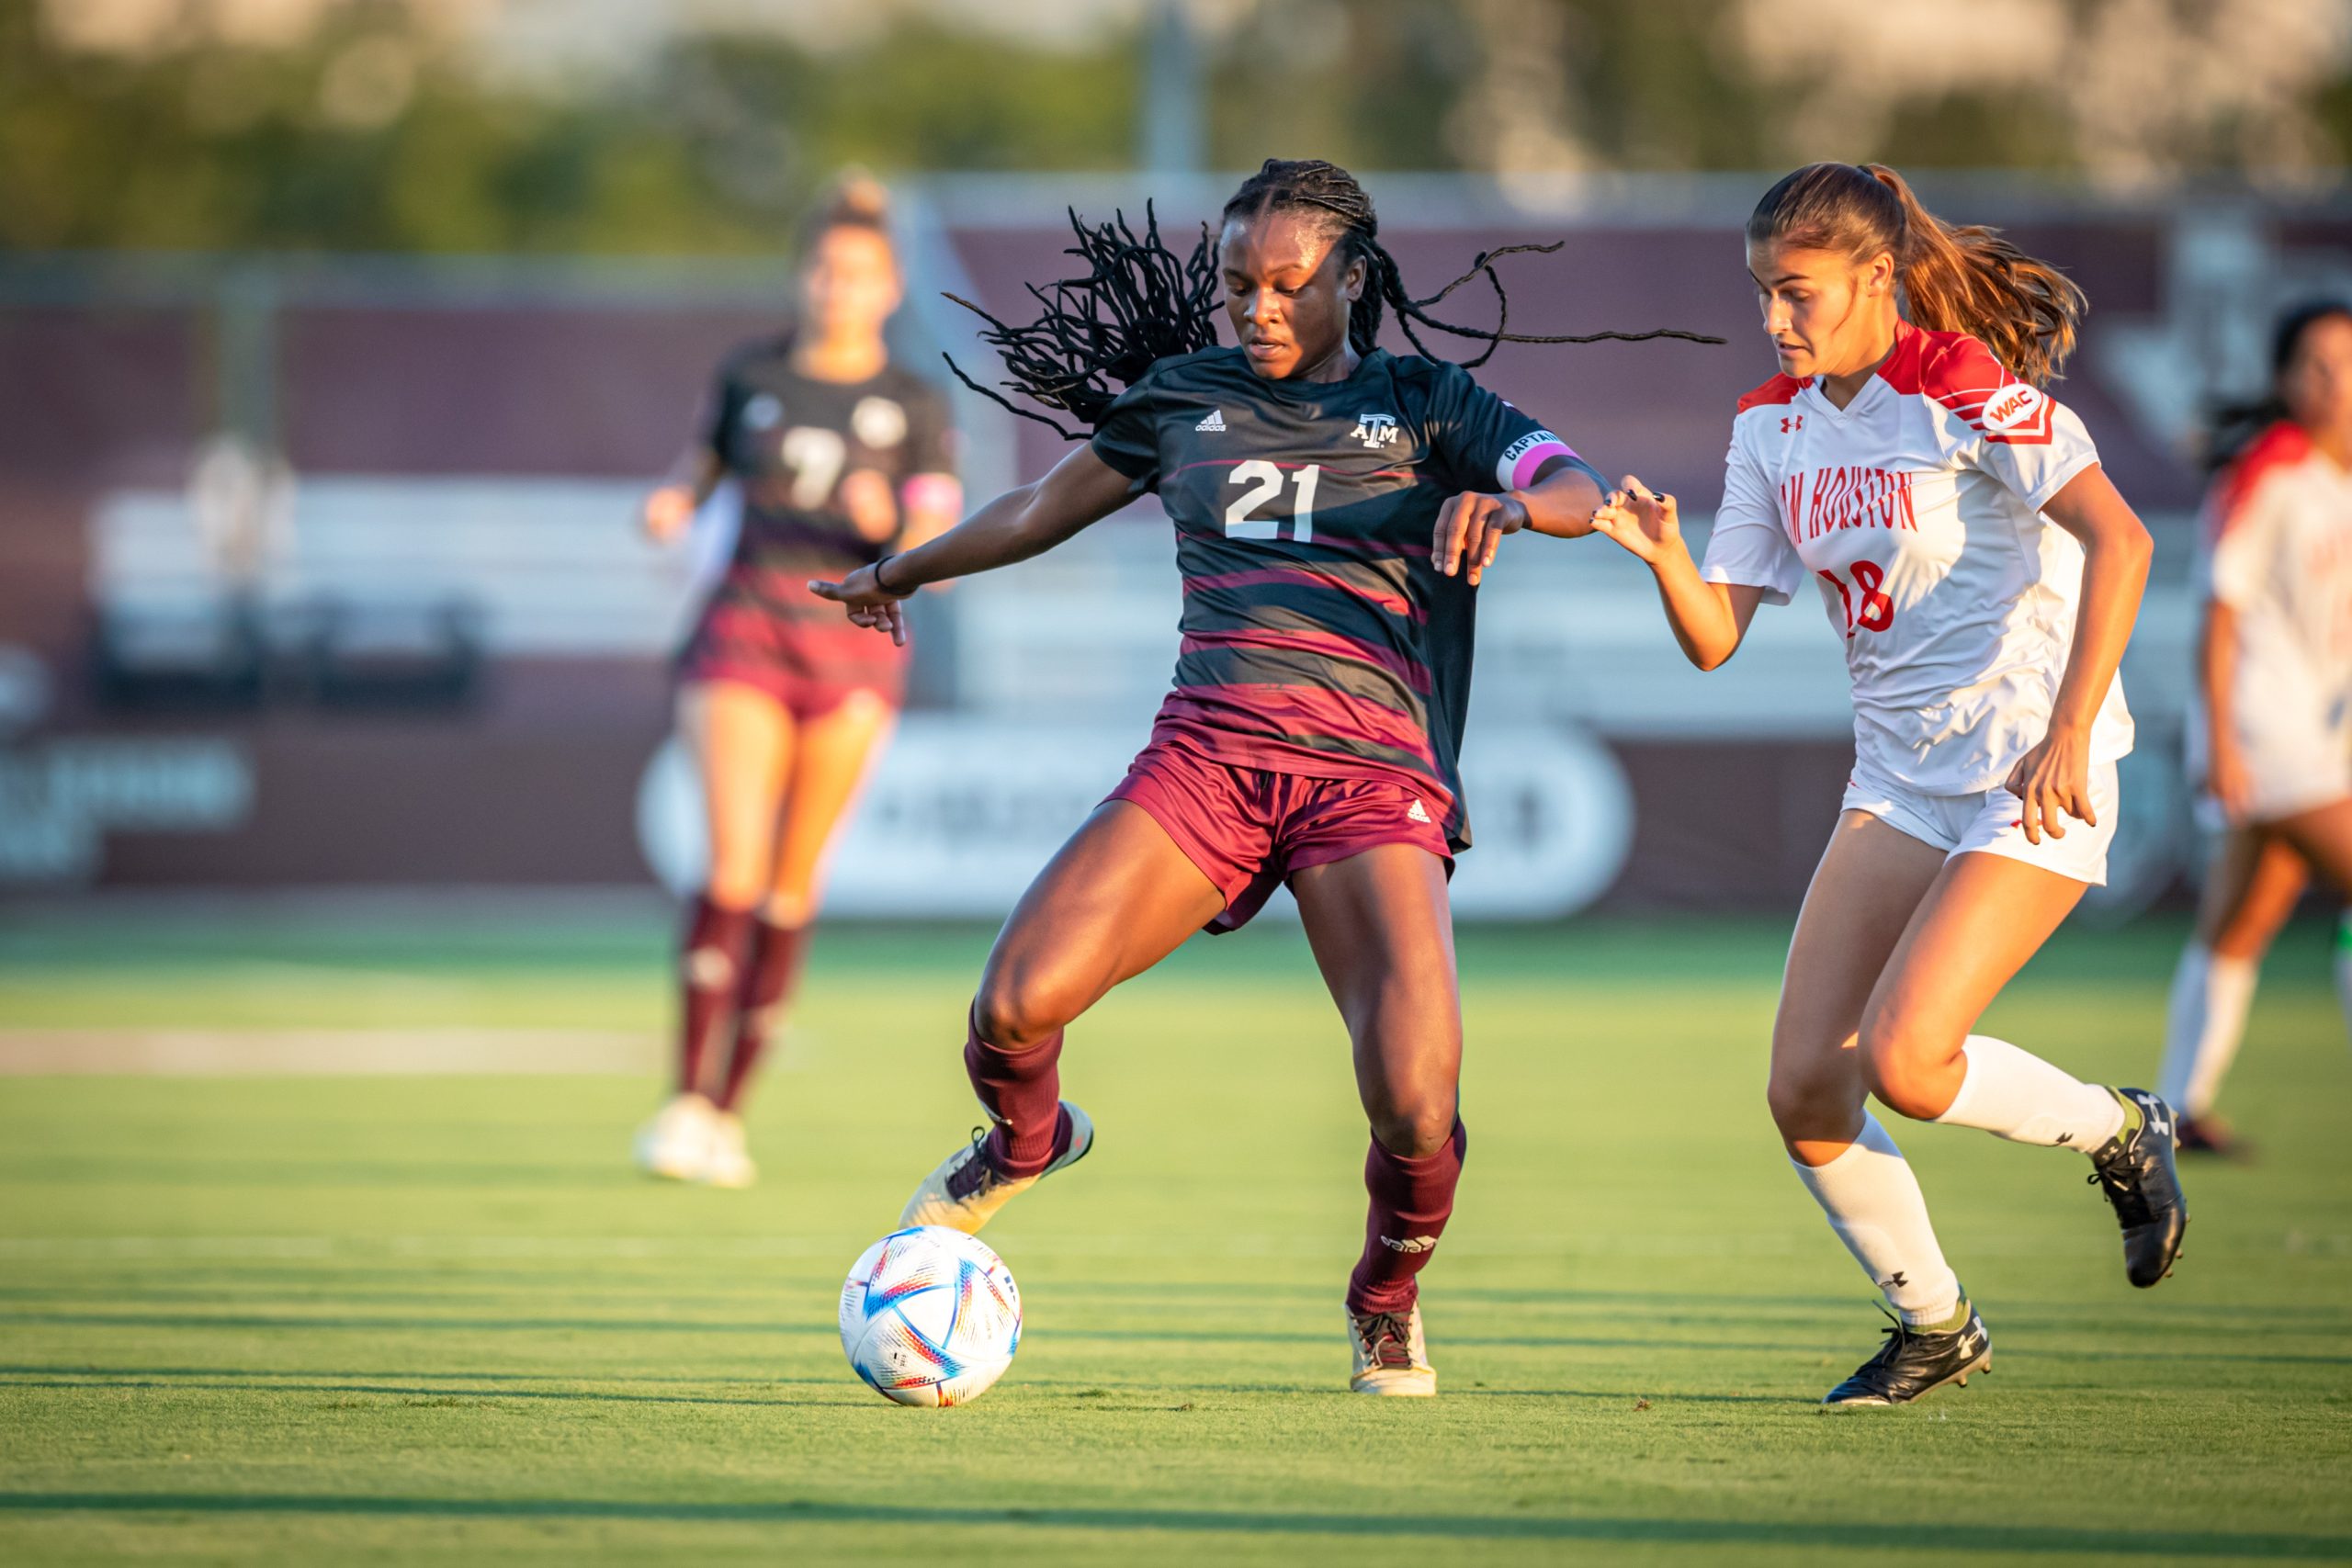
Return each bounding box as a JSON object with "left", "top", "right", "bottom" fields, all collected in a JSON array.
[{"left": 2207, "top": 421, "right": 2311, "bottom": 542}]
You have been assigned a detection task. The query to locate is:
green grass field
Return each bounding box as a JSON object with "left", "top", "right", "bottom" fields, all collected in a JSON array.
[{"left": 2, "top": 906, "right": 2349, "bottom": 1565}]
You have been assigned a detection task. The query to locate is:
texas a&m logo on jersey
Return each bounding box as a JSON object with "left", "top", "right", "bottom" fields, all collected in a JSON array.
[{"left": 1351, "top": 412, "right": 1399, "bottom": 448}]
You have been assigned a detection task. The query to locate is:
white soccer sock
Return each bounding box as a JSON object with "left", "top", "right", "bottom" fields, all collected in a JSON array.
[
  {"left": 1790, "top": 1114, "right": 1963, "bottom": 1326},
  {"left": 2157, "top": 943, "right": 2258, "bottom": 1117},
  {"left": 1931, "top": 1033, "right": 2126, "bottom": 1150}
]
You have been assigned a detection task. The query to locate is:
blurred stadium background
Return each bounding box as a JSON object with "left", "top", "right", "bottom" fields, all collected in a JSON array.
[
  {"left": 4, "top": 6, "right": 2352, "bottom": 1560},
  {"left": 10, "top": 0, "right": 2352, "bottom": 941}
]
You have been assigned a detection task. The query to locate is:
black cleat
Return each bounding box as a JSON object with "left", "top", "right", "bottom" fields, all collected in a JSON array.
[
  {"left": 1823, "top": 1303, "right": 1991, "bottom": 1407},
  {"left": 2087, "top": 1088, "right": 2188, "bottom": 1288}
]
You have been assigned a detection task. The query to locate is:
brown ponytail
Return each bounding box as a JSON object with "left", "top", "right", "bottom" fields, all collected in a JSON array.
[{"left": 1747, "top": 162, "right": 2086, "bottom": 387}]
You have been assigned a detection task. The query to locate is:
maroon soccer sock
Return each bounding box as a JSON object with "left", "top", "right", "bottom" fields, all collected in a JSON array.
[
  {"left": 964, "top": 1011, "right": 1068, "bottom": 1179},
  {"left": 1346, "top": 1118, "right": 1469, "bottom": 1315},
  {"left": 713, "top": 919, "right": 809, "bottom": 1113},
  {"left": 676, "top": 897, "right": 755, "bottom": 1099}
]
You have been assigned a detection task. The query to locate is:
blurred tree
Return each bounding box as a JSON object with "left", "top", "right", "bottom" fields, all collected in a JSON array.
[{"left": 3, "top": 0, "right": 2348, "bottom": 256}]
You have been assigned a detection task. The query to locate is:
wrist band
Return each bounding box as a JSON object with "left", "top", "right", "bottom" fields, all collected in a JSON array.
[{"left": 873, "top": 554, "right": 914, "bottom": 598}]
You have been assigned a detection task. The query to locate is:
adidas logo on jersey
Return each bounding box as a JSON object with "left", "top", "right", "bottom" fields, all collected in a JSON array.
[
  {"left": 1406, "top": 799, "right": 1431, "bottom": 824},
  {"left": 1195, "top": 409, "right": 1226, "bottom": 432}
]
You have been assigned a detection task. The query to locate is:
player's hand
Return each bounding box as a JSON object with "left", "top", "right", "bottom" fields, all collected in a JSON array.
[
  {"left": 2003, "top": 724, "right": 2095, "bottom": 845},
  {"left": 2205, "top": 735, "right": 2254, "bottom": 820},
  {"left": 1587, "top": 477, "right": 1681, "bottom": 566},
  {"left": 1434, "top": 491, "right": 1528, "bottom": 586},
  {"left": 808, "top": 564, "right": 910, "bottom": 647},
  {"left": 641, "top": 484, "right": 695, "bottom": 543}
]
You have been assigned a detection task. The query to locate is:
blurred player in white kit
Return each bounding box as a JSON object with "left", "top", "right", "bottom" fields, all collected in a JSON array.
[{"left": 2158, "top": 301, "right": 2352, "bottom": 1156}]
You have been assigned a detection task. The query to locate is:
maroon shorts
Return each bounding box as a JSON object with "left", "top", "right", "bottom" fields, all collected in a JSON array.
[
  {"left": 678, "top": 600, "right": 906, "bottom": 721},
  {"left": 1107, "top": 739, "right": 1453, "bottom": 933}
]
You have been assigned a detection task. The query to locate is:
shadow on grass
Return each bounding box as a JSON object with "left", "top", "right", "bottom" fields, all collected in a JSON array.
[
  {"left": 0, "top": 1378, "right": 831, "bottom": 1409},
  {"left": 0, "top": 1493, "right": 2344, "bottom": 1557},
  {"left": 6, "top": 1310, "right": 2349, "bottom": 1368}
]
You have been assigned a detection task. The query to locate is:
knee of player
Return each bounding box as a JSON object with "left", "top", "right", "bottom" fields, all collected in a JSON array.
[
  {"left": 762, "top": 886, "right": 817, "bottom": 929},
  {"left": 1856, "top": 1014, "right": 1955, "bottom": 1122},
  {"left": 1765, "top": 1063, "right": 1851, "bottom": 1141},
  {"left": 970, "top": 970, "right": 1076, "bottom": 1052},
  {"left": 702, "top": 861, "right": 769, "bottom": 914},
  {"left": 1367, "top": 1096, "right": 1458, "bottom": 1159}
]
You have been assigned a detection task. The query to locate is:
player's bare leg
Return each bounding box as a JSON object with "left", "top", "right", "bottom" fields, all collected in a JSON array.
[
  {"left": 1866, "top": 851, "right": 2186, "bottom": 1288},
  {"left": 1294, "top": 843, "right": 1463, "bottom": 1396},
  {"left": 2162, "top": 829, "right": 2309, "bottom": 1156},
  {"left": 700, "top": 690, "right": 897, "bottom": 1186},
  {"left": 1769, "top": 813, "right": 1985, "bottom": 1404},
  {"left": 900, "top": 801, "right": 1225, "bottom": 1230},
  {"left": 2265, "top": 797, "right": 2352, "bottom": 1052},
  {"left": 637, "top": 680, "right": 790, "bottom": 1181}
]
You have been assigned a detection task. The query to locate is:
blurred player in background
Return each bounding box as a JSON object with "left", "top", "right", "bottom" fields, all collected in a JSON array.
[
  {"left": 2157, "top": 301, "right": 2352, "bottom": 1157},
  {"left": 1589, "top": 163, "right": 2185, "bottom": 1406},
  {"left": 812, "top": 159, "right": 1709, "bottom": 1394},
  {"left": 634, "top": 177, "right": 961, "bottom": 1187}
]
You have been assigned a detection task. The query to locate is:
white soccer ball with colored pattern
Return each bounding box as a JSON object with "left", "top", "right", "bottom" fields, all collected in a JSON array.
[{"left": 838, "top": 1225, "right": 1022, "bottom": 1406}]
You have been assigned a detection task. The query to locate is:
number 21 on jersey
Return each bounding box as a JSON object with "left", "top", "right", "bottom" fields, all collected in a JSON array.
[{"left": 1225, "top": 461, "right": 1320, "bottom": 544}]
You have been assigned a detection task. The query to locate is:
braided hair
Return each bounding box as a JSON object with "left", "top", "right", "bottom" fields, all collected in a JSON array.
[{"left": 944, "top": 158, "right": 1723, "bottom": 439}]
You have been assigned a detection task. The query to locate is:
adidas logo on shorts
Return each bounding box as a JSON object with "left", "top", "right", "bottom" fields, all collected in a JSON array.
[
  {"left": 1195, "top": 409, "right": 1226, "bottom": 432},
  {"left": 1406, "top": 799, "right": 1430, "bottom": 824}
]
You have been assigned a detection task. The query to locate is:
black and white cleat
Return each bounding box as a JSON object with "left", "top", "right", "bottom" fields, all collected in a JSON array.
[
  {"left": 2088, "top": 1088, "right": 2189, "bottom": 1288},
  {"left": 1822, "top": 1303, "right": 1992, "bottom": 1407}
]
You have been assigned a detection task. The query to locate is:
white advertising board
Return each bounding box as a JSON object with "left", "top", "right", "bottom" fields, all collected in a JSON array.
[{"left": 638, "top": 716, "right": 1633, "bottom": 921}]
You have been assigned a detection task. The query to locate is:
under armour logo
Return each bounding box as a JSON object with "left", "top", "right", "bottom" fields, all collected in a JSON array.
[
  {"left": 1780, "top": 414, "right": 1804, "bottom": 434},
  {"left": 1880, "top": 1272, "right": 1908, "bottom": 1289},
  {"left": 1379, "top": 1234, "right": 1438, "bottom": 1254},
  {"left": 1351, "top": 412, "right": 1398, "bottom": 448}
]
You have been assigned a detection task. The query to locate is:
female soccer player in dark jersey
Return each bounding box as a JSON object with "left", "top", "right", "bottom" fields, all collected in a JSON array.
[
  {"left": 812, "top": 158, "right": 1709, "bottom": 1394},
  {"left": 634, "top": 179, "right": 961, "bottom": 1189}
]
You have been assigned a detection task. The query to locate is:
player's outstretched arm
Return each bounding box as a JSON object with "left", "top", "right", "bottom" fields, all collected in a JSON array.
[
  {"left": 641, "top": 449, "right": 723, "bottom": 543},
  {"left": 1431, "top": 460, "right": 1605, "bottom": 587},
  {"left": 808, "top": 446, "right": 1136, "bottom": 645},
  {"left": 1589, "top": 477, "right": 1766, "bottom": 671},
  {"left": 2003, "top": 464, "right": 2154, "bottom": 843}
]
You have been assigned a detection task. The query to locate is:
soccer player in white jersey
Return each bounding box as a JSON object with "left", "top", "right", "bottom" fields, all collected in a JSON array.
[
  {"left": 2157, "top": 301, "right": 2352, "bottom": 1156},
  {"left": 1581, "top": 163, "right": 2187, "bottom": 1406}
]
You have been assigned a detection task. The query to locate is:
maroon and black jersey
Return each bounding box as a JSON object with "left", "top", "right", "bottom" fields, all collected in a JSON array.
[
  {"left": 1089, "top": 345, "right": 1592, "bottom": 849},
  {"left": 682, "top": 335, "right": 956, "bottom": 705},
  {"left": 701, "top": 334, "right": 956, "bottom": 626}
]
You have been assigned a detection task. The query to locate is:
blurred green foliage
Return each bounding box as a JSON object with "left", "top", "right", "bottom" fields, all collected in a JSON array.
[{"left": 2, "top": 0, "right": 2346, "bottom": 256}]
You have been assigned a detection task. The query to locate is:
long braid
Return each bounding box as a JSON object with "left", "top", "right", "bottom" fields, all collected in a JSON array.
[
  {"left": 946, "top": 159, "right": 1723, "bottom": 436},
  {"left": 942, "top": 204, "right": 1220, "bottom": 440}
]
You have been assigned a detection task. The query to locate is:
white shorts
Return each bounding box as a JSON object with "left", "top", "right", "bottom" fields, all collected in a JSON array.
[
  {"left": 2191, "top": 721, "right": 2352, "bottom": 830},
  {"left": 1843, "top": 756, "right": 2120, "bottom": 886}
]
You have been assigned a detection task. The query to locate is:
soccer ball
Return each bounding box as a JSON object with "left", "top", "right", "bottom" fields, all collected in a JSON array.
[{"left": 838, "top": 1225, "right": 1022, "bottom": 1406}]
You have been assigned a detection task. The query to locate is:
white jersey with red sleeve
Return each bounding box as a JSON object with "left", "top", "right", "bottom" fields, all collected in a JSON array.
[
  {"left": 1698, "top": 321, "right": 2133, "bottom": 795},
  {"left": 2186, "top": 419, "right": 2352, "bottom": 819}
]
